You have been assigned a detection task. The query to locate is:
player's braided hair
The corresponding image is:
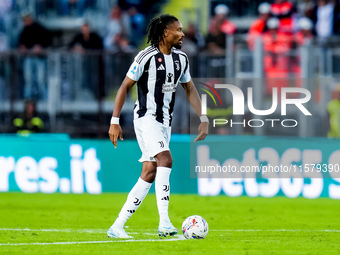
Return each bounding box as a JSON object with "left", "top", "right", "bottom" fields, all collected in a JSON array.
[{"left": 146, "top": 14, "right": 179, "bottom": 48}]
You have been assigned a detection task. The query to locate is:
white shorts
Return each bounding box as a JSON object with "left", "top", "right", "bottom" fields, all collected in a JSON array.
[{"left": 134, "top": 115, "right": 171, "bottom": 162}]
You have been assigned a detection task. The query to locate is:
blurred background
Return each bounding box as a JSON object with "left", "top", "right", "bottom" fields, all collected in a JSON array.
[{"left": 0, "top": 0, "right": 340, "bottom": 139}]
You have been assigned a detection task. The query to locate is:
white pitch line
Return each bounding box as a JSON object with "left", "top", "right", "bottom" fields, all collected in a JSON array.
[
  {"left": 0, "top": 228, "right": 156, "bottom": 235},
  {"left": 0, "top": 228, "right": 105, "bottom": 233},
  {"left": 1, "top": 228, "right": 339, "bottom": 234},
  {"left": 0, "top": 237, "right": 186, "bottom": 246},
  {"left": 209, "top": 229, "right": 340, "bottom": 232}
]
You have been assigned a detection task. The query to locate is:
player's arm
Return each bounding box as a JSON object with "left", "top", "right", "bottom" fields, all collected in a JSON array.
[
  {"left": 182, "top": 80, "right": 209, "bottom": 142},
  {"left": 108, "top": 76, "right": 136, "bottom": 148}
]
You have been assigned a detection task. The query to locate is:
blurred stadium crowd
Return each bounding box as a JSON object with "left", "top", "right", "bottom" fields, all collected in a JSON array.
[{"left": 1, "top": 0, "right": 340, "bottom": 138}]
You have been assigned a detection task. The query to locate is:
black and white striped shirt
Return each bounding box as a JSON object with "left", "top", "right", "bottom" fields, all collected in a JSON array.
[{"left": 126, "top": 46, "right": 191, "bottom": 126}]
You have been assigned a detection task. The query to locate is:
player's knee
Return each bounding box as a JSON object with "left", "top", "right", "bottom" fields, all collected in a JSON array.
[
  {"left": 160, "top": 156, "right": 173, "bottom": 168},
  {"left": 155, "top": 151, "right": 173, "bottom": 168},
  {"left": 166, "top": 157, "right": 173, "bottom": 168},
  {"left": 141, "top": 170, "right": 156, "bottom": 183}
]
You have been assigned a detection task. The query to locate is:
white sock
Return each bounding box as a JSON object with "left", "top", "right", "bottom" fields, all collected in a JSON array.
[
  {"left": 112, "top": 177, "right": 152, "bottom": 228},
  {"left": 155, "top": 166, "right": 172, "bottom": 223}
]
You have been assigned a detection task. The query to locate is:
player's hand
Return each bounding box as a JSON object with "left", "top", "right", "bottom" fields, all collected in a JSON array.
[
  {"left": 108, "top": 124, "right": 123, "bottom": 148},
  {"left": 194, "top": 122, "right": 209, "bottom": 142}
]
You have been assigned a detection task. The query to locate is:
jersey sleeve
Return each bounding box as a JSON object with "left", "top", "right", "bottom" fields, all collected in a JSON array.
[
  {"left": 179, "top": 60, "right": 191, "bottom": 83},
  {"left": 126, "top": 60, "right": 144, "bottom": 81}
]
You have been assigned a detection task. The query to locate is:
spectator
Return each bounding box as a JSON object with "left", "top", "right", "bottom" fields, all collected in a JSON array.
[
  {"left": 290, "top": 17, "right": 314, "bottom": 87},
  {"left": 19, "top": 14, "right": 51, "bottom": 100},
  {"left": 0, "top": 31, "right": 8, "bottom": 51},
  {"left": 205, "top": 4, "right": 236, "bottom": 54},
  {"left": 247, "top": 2, "right": 272, "bottom": 50},
  {"left": 68, "top": 23, "right": 104, "bottom": 100},
  {"left": 294, "top": 17, "right": 314, "bottom": 46},
  {"left": 205, "top": 18, "right": 226, "bottom": 54},
  {"left": 128, "top": 6, "right": 145, "bottom": 46},
  {"left": 327, "top": 85, "right": 340, "bottom": 137},
  {"left": 297, "top": 0, "right": 316, "bottom": 19},
  {"left": 104, "top": 6, "right": 130, "bottom": 49},
  {"left": 262, "top": 17, "right": 293, "bottom": 94},
  {"left": 118, "top": 0, "right": 146, "bottom": 14},
  {"left": 69, "top": 23, "right": 103, "bottom": 52},
  {"left": 311, "top": 0, "right": 340, "bottom": 75},
  {"left": 181, "top": 23, "right": 204, "bottom": 55},
  {"left": 108, "top": 33, "right": 135, "bottom": 53},
  {"left": 211, "top": 4, "right": 237, "bottom": 35},
  {"left": 270, "top": 0, "right": 295, "bottom": 33},
  {"left": 0, "top": 0, "right": 12, "bottom": 33},
  {"left": 0, "top": 40, "right": 9, "bottom": 100},
  {"left": 311, "top": 0, "right": 340, "bottom": 39},
  {"left": 205, "top": 4, "right": 236, "bottom": 55},
  {"left": 13, "top": 99, "right": 44, "bottom": 134},
  {"left": 0, "top": 0, "right": 10, "bottom": 100},
  {"left": 60, "top": 0, "right": 88, "bottom": 16}
]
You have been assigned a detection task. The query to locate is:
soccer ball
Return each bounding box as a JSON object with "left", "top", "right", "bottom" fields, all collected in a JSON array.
[{"left": 182, "top": 215, "right": 208, "bottom": 239}]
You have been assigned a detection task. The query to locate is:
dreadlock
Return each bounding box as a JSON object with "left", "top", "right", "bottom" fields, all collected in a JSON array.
[{"left": 146, "top": 14, "right": 179, "bottom": 48}]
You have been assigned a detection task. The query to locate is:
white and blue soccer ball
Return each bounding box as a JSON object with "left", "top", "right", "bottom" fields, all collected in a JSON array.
[{"left": 182, "top": 215, "right": 208, "bottom": 239}]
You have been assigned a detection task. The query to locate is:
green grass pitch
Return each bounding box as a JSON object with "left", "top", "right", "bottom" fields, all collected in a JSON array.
[{"left": 0, "top": 193, "right": 339, "bottom": 255}]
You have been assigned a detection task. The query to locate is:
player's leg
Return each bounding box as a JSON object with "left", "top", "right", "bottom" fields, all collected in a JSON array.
[
  {"left": 155, "top": 150, "right": 178, "bottom": 237},
  {"left": 140, "top": 161, "right": 157, "bottom": 183},
  {"left": 133, "top": 115, "right": 176, "bottom": 236},
  {"left": 155, "top": 150, "right": 172, "bottom": 224},
  {"left": 107, "top": 161, "right": 156, "bottom": 238}
]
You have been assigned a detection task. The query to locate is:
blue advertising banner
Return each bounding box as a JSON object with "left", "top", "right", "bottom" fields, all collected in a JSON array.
[
  {"left": 1, "top": 134, "right": 340, "bottom": 199},
  {"left": 191, "top": 136, "right": 340, "bottom": 199},
  {"left": 0, "top": 134, "right": 194, "bottom": 194}
]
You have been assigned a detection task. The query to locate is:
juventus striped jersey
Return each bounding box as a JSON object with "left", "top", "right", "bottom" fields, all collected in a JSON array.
[{"left": 126, "top": 46, "right": 191, "bottom": 126}]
